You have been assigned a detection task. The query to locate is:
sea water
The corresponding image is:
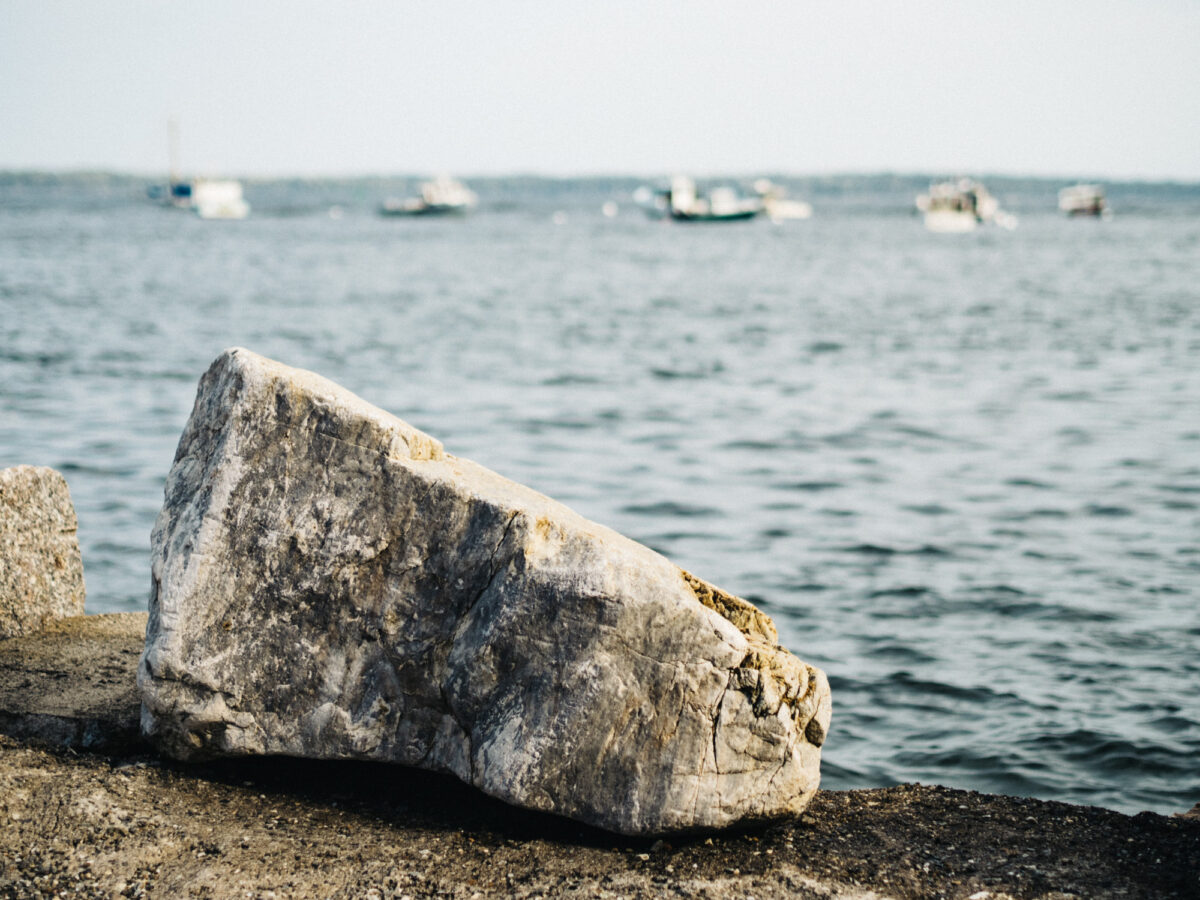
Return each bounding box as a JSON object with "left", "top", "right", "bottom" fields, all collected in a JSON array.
[{"left": 1, "top": 173, "right": 1197, "bottom": 815}]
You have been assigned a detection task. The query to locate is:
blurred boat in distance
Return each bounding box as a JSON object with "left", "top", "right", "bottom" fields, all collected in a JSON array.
[
  {"left": 753, "top": 178, "right": 813, "bottom": 222},
  {"left": 635, "top": 175, "right": 763, "bottom": 222},
  {"left": 1058, "top": 183, "right": 1109, "bottom": 218},
  {"left": 146, "top": 121, "right": 250, "bottom": 219},
  {"left": 196, "top": 180, "right": 250, "bottom": 219},
  {"left": 916, "top": 177, "right": 1016, "bottom": 232},
  {"left": 148, "top": 179, "right": 250, "bottom": 219},
  {"left": 379, "top": 176, "right": 478, "bottom": 216}
]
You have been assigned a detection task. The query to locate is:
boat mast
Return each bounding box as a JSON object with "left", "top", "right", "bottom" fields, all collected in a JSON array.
[{"left": 168, "top": 119, "right": 182, "bottom": 186}]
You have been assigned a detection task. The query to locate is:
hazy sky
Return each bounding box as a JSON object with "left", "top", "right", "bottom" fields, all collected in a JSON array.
[{"left": 2, "top": 1, "right": 1198, "bottom": 179}]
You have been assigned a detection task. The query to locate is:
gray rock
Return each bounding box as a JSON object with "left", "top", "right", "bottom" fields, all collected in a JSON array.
[
  {"left": 0, "top": 466, "right": 86, "bottom": 638},
  {"left": 139, "top": 348, "right": 831, "bottom": 835}
]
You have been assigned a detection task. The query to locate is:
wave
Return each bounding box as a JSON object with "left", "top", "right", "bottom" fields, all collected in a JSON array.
[
  {"left": 1029, "top": 729, "right": 1199, "bottom": 777},
  {"left": 620, "top": 501, "right": 724, "bottom": 518},
  {"left": 837, "top": 543, "right": 954, "bottom": 557},
  {"left": 773, "top": 480, "right": 843, "bottom": 492}
]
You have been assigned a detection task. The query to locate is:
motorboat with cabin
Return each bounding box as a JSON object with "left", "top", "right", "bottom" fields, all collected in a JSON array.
[
  {"left": 916, "top": 177, "right": 1014, "bottom": 232},
  {"left": 379, "top": 176, "right": 478, "bottom": 216},
  {"left": 637, "top": 175, "right": 764, "bottom": 222},
  {"left": 1058, "top": 184, "right": 1108, "bottom": 217},
  {"left": 753, "top": 179, "right": 813, "bottom": 222}
]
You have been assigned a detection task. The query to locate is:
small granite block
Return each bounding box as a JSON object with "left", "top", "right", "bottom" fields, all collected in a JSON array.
[{"left": 0, "top": 466, "right": 86, "bottom": 638}]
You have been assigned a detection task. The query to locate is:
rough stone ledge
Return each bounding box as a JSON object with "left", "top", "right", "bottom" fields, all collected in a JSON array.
[
  {"left": 2, "top": 614, "right": 1197, "bottom": 899},
  {"left": 0, "top": 613, "right": 144, "bottom": 753}
]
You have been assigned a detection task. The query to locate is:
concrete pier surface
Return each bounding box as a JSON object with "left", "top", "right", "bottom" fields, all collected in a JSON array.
[{"left": 1, "top": 614, "right": 1197, "bottom": 899}]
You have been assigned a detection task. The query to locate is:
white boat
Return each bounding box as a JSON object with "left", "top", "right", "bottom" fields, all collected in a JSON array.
[
  {"left": 146, "top": 122, "right": 249, "bottom": 219},
  {"left": 191, "top": 180, "right": 250, "bottom": 219},
  {"left": 916, "top": 177, "right": 1014, "bottom": 232},
  {"left": 638, "top": 175, "right": 764, "bottom": 222},
  {"left": 753, "top": 179, "right": 813, "bottom": 222},
  {"left": 1058, "top": 184, "right": 1108, "bottom": 217},
  {"left": 380, "top": 176, "right": 478, "bottom": 216},
  {"left": 148, "top": 177, "right": 250, "bottom": 219}
]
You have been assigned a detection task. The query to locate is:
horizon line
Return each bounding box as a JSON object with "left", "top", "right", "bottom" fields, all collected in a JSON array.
[{"left": 3, "top": 166, "right": 1200, "bottom": 187}]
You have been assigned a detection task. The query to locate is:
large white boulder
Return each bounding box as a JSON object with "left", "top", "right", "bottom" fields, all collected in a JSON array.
[{"left": 139, "top": 348, "right": 830, "bottom": 835}]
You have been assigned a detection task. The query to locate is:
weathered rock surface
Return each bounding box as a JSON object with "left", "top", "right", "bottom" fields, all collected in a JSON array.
[
  {"left": 0, "top": 465, "right": 86, "bottom": 638},
  {"left": 139, "top": 348, "right": 831, "bottom": 835}
]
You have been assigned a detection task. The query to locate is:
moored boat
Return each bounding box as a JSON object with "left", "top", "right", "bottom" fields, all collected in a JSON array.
[
  {"left": 146, "top": 122, "right": 249, "bottom": 219},
  {"left": 916, "top": 177, "right": 1015, "bottom": 232},
  {"left": 638, "top": 176, "right": 764, "bottom": 222},
  {"left": 753, "top": 179, "right": 813, "bottom": 222},
  {"left": 380, "top": 176, "right": 478, "bottom": 216},
  {"left": 1058, "top": 183, "right": 1108, "bottom": 217},
  {"left": 148, "top": 178, "right": 250, "bottom": 219}
]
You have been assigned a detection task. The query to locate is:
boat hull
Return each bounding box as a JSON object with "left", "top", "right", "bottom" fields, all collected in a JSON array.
[
  {"left": 379, "top": 203, "right": 471, "bottom": 217},
  {"left": 669, "top": 208, "right": 760, "bottom": 223},
  {"left": 923, "top": 210, "right": 978, "bottom": 233}
]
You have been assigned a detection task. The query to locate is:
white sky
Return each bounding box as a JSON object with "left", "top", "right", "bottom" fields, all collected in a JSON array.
[{"left": 2, "top": 1, "right": 1198, "bottom": 179}]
